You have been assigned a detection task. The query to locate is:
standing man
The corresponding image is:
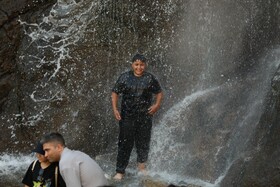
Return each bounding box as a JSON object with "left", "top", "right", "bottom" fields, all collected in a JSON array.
[
  {"left": 41, "top": 132, "right": 109, "bottom": 187},
  {"left": 112, "top": 53, "right": 163, "bottom": 180}
]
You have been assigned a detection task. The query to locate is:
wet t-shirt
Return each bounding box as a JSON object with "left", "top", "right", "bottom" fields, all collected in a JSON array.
[
  {"left": 22, "top": 160, "right": 66, "bottom": 187},
  {"left": 112, "top": 71, "right": 162, "bottom": 117}
]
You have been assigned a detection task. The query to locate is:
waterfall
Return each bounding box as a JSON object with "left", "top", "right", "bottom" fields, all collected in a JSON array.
[
  {"left": 149, "top": 47, "right": 280, "bottom": 186},
  {"left": 1, "top": 0, "right": 280, "bottom": 186}
]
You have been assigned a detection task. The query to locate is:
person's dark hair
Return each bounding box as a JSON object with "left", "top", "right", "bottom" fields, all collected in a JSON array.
[
  {"left": 132, "top": 53, "right": 146, "bottom": 63},
  {"left": 40, "top": 132, "right": 66, "bottom": 147}
]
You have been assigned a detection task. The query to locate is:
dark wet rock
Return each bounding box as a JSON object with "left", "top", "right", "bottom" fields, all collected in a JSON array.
[
  {"left": 0, "top": 1, "right": 280, "bottom": 187},
  {"left": 220, "top": 66, "right": 280, "bottom": 186},
  {"left": 0, "top": 0, "right": 57, "bottom": 155}
]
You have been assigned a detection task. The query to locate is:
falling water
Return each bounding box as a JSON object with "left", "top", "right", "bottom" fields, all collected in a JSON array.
[
  {"left": 1, "top": 0, "right": 280, "bottom": 187},
  {"left": 17, "top": 0, "right": 103, "bottom": 126},
  {"left": 148, "top": 48, "right": 280, "bottom": 186},
  {"left": 0, "top": 154, "right": 33, "bottom": 185}
]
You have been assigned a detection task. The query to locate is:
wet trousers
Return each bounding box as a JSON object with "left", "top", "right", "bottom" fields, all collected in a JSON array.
[{"left": 116, "top": 114, "right": 152, "bottom": 174}]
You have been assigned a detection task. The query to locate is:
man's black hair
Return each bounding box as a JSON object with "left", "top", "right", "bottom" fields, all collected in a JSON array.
[
  {"left": 40, "top": 132, "right": 66, "bottom": 147},
  {"left": 132, "top": 53, "right": 146, "bottom": 63}
]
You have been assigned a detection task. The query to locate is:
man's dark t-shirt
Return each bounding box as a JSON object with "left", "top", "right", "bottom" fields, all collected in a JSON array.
[{"left": 112, "top": 71, "right": 162, "bottom": 118}]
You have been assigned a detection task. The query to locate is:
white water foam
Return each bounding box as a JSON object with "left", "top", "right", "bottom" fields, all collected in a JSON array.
[
  {"left": 149, "top": 87, "right": 220, "bottom": 186},
  {"left": 148, "top": 47, "right": 280, "bottom": 187},
  {"left": 19, "top": 0, "right": 102, "bottom": 79},
  {"left": 0, "top": 154, "right": 34, "bottom": 180}
]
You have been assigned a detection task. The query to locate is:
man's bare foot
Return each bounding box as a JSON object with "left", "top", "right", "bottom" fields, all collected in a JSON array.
[
  {"left": 113, "top": 173, "right": 124, "bottom": 180},
  {"left": 137, "top": 163, "right": 148, "bottom": 176}
]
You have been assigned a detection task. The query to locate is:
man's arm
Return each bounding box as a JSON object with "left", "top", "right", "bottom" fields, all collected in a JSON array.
[
  {"left": 112, "top": 92, "right": 121, "bottom": 120},
  {"left": 148, "top": 91, "right": 163, "bottom": 115}
]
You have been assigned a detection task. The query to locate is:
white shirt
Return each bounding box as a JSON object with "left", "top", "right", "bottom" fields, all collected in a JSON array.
[{"left": 59, "top": 147, "right": 108, "bottom": 187}]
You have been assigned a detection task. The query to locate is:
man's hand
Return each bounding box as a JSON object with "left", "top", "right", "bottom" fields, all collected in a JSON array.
[
  {"left": 148, "top": 92, "right": 163, "bottom": 115},
  {"left": 148, "top": 104, "right": 160, "bottom": 115},
  {"left": 114, "top": 109, "right": 121, "bottom": 121},
  {"left": 112, "top": 92, "right": 121, "bottom": 121}
]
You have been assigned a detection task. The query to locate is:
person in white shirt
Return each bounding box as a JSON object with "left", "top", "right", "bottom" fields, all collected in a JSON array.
[{"left": 41, "top": 132, "right": 109, "bottom": 187}]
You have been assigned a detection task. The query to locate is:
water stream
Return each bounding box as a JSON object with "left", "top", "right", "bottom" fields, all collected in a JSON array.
[{"left": 1, "top": 0, "right": 280, "bottom": 186}]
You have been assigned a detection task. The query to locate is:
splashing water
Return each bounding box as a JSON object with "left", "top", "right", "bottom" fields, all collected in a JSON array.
[
  {"left": 2, "top": 0, "right": 280, "bottom": 186},
  {"left": 19, "top": 0, "right": 101, "bottom": 79},
  {"left": 13, "top": 0, "right": 111, "bottom": 132},
  {"left": 0, "top": 154, "right": 34, "bottom": 185},
  {"left": 148, "top": 47, "right": 280, "bottom": 186},
  {"left": 149, "top": 87, "right": 220, "bottom": 186}
]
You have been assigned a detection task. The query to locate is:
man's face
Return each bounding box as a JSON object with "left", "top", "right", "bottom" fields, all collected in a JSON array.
[
  {"left": 132, "top": 59, "right": 146, "bottom": 77},
  {"left": 43, "top": 142, "right": 62, "bottom": 162}
]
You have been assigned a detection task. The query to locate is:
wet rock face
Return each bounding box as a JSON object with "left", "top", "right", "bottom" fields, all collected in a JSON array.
[
  {"left": 0, "top": 0, "right": 56, "bottom": 95},
  {"left": 220, "top": 66, "right": 280, "bottom": 187},
  {"left": 0, "top": 0, "right": 57, "bottom": 152},
  {"left": 0, "top": 0, "right": 24, "bottom": 112},
  {"left": 1, "top": 0, "right": 280, "bottom": 187},
  {"left": 0, "top": 0, "right": 182, "bottom": 154}
]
